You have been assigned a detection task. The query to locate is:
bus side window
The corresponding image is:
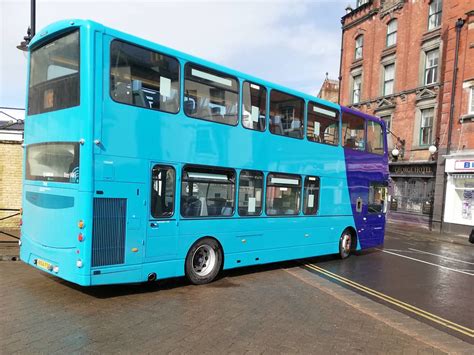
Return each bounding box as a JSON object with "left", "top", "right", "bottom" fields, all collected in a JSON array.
[
  {"left": 269, "top": 90, "right": 304, "bottom": 139},
  {"left": 303, "top": 176, "right": 320, "bottom": 215},
  {"left": 266, "top": 173, "right": 301, "bottom": 216},
  {"left": 151, "top": 165, "right": 176, "bottom": 218},
  {"left": 238, "top": 170, "right": 263, "bottom": 216},
  {"left": 181, "top": 166, "right": 236, "bottom": 218},
  {"left": 342, "top": 112, "right": 365, "bottom": 151},
  {"left": 307, "top": 102, "right": 339, "bottom": 145},
  {"left": 366, "top": 120, "right": 385, "bottom": 155},
  {"left": 368, "top": 183, "right": 388, "bottom": 214},
  {"left": 184, "top": 64, "right": 239, "bottom": 126},
  {"left": 110, "top": 40, "right": 180, "bottom": 114},
  {"left": 242, "top": 82, "right": 266, "bottom": 132}
]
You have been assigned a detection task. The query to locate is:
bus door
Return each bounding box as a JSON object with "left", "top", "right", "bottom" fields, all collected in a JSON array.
[
  {"left": 364, "top": 182, "right": 388, "bottom": 246},
  {"left": 145, "top": 164, "right": 179, "bottom": 262}
]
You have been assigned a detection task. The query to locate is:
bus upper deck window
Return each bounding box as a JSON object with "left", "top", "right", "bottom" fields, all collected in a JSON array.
[
  {"left": 110, "top": 41, "right": 180, "bottom": 114},
  {"left": 366, "top": 120, "right": 385, "bottom": 155},
  {"left": 342, "top": 112, "right": 365, "bottom": 151},
  {"left": 242, "top": 82, "right": 266, "bottom": 131},
  {"left": 307, "top": 102, "right": 339, "bottom": 145},
  {"left": 269, "top": 90, "right": 304, "bottom": 139},
  {"left": 28, "top": 30, "right": 80, "bottom": 115},
  {"left": 184, "top": 64, "right": 239, "bottom": 126}
]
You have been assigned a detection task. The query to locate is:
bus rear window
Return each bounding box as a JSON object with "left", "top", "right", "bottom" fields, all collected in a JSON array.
[
  {"left": 28, "top": 30, "right": 80, "bottom": 115},
  {"left": 26, "top": 143, "right": 80, "bottom": 183}
]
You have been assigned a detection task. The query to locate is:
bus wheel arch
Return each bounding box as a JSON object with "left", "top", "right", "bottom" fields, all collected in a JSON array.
[
  {"left": 339, "top": 227, "right": 357, "bottom": 259},
  {"left": 184, "top": 236, "right": 224, "bottom": 285}
]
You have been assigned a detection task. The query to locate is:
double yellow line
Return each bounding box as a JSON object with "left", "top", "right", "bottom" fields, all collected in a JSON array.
[{"left": 304, "top": 263, "right": 474, "bottom": 339}]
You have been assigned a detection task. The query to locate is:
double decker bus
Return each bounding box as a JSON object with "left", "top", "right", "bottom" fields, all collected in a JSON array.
[{"left": 20, "top": 20, "right": 389, "bottom": 286}]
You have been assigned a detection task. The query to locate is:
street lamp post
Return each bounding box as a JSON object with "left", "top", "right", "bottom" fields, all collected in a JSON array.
[{"left": 16, "top": 0, "right": 36, "bottom": 51}]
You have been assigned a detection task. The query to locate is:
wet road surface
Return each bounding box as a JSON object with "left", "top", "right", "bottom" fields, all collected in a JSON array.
[{"left": 303, "top": 228, "right": 474, "bottom": 343}]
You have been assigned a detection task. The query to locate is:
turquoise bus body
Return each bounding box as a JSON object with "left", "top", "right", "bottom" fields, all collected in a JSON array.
[{"left": 20, "top": 20, "right": 388, "bottom": 286}]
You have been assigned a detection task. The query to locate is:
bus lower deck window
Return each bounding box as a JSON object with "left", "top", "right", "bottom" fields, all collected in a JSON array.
[
  {"left": 151, "top": 165, "right": 176, "bottom": 218},
  {"left": 303, "top": 176, "right": 320, "bottom": 215},
  {"left": 238, "top": 170, "right": 263, "bottom": 216},
  {"left": 181, "top": 166, "right": 236, "bottom": 218},
  {"left": 266, "top": 173, "right": 301, "bottom": 216}
]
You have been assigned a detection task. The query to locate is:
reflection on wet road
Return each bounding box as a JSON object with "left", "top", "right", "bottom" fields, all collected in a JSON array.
[{"left": 303, "top": 230, "right": 474, "bottom": 343}]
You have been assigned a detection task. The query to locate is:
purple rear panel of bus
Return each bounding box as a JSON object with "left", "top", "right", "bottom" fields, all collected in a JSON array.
[{"left": 341, "top": 106, "right": 390, "bottom": 249}]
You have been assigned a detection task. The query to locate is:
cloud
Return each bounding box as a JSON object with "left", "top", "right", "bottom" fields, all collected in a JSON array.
[{"left": 0, "top": 0, "right": 343, "bottom": 107}]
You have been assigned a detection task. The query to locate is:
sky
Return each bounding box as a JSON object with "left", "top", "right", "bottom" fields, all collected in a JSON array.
[{"left": 0, "top": 0, "right": 349, "bottom": 109}]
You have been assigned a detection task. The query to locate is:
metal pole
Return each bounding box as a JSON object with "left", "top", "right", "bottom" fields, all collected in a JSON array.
[
  {"left": 31, "top": 0, "right": 36, "bottom": 38},
  {"left": 337, "top": 18, "right": 345, "bottom": 105}
]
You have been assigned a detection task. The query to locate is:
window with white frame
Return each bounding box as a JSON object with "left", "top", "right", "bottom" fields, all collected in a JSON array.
[
  {"left": 428, "top": 0, "right": 442, "bottom": 30},
  {"left": 420, "top": 108, "right": 434, "bottom": 146},
  {"left": 355, "top": 35, "right": 364, "bottom": 60},
  {"left": 424, "top": 49, "right": 439, "bottom": 85},
  {"left": 383, "top": 63, "right": 395, "bottom": 96},
  {"left": 386, "top": 20, "right": 397, "bottom": 47},
  {"left": 356, "top": 0, "right": 369, "bottom": 7},
  {"left": 469, "top": 87, "right": 474, "bottom": 115},
  {"left": 352, "top": 75, "right": 362, "bottom": 104}
]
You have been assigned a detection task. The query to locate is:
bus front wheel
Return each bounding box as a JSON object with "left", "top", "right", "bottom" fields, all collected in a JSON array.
[
  {"left": 185, "top": 238, "right": 223, "bottom": 285},
  {"left": 338, "top": 230, "right": 353, "bottom": 259}
]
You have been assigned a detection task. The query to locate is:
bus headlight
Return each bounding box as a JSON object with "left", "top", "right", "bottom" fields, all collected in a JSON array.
[
  {"left": 53, "top": 266, "right": 59, "bottom": 273},
  {"left": 76, "top": 259, "right": 83, "bottom": 268},
  {"left": 18, "top": 239, "right": 22, "bottom": 246}
]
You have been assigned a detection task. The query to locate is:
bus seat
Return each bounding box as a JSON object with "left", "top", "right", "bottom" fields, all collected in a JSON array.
[
  {"left": 182, "top": 196, "right": 201, "bottom": 217},
  {"left": 199, "top": 197, "right": 208, "bottom": 216},
  {"left": 221, "top": 205, "right": 233, "bottom": 216}
]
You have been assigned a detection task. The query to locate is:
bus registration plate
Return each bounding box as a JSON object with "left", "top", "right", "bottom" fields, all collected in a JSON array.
[{"left": 37, "top": 259, "right": 51, "bottom": 271}]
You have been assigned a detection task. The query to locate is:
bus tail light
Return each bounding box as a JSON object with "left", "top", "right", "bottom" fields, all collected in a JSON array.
[{"left": 78, "top": 233, "right": 84, "bottom": 242}]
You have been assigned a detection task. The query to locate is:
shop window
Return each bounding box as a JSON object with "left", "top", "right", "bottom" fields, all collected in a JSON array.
[
  {"left": 181, "top": 166, "right": 235, "bottom": 217},
  {"left": 303, "top": 176, "right": 320, "bottom": 215},
  {"left": 266, "top": 173, "right": 301, "bottom": 216},
  {"left": 342, "top": 112, "right": 365, "bottom": 151},
  {"left": 269, "top": 90, "right": 304, "bottom": 139},
  {"left": 151, "top": 165, "right": 175, "bottom": 218},
  {"left": 306, "top": 102, "right": 339, "bottom": 145},
  {"left": 238, "top": 170, "right": 263, "bottom": 216},
  {"left": 110, "top": 40, "right": 180, "bottom": 113},
  {"left": 184, "top": 64, "right": 239, "bottom": 125},
  {"left": 242, "top": 82, "right": 266, "bottom": 131}
]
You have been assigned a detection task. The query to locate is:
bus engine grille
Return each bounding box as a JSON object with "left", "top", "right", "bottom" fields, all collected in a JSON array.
[{"left": 92, "top": 198, "right": 127, "bottom": 267}]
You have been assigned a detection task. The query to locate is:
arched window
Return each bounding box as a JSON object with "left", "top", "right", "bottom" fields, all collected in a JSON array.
[
  {"left": 386, "top": 20, "right": 397, "bottom": 47},
  {"left": 355, "top": 35, "right": 363, "bottom": 60}
]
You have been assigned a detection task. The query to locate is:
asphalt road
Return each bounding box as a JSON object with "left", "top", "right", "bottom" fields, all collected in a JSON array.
[{"left": 303, "top": 227, "right": 474, "bottom": 343}]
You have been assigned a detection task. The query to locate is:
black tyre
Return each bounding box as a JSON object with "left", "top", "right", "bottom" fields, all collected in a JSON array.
[
  {"left": 338, "top": 229, "right": 353, "bottom": 259},
  {"left": 185, "top": 238, "right": 223, "bottom": 285}
]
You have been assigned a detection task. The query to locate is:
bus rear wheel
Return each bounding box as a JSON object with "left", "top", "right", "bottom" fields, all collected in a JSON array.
[
  {"left": 185, "top": 238, "right": 222, "bottom": 285},
  {"left": 339, "top": 230, "right": 353, "bottom": 259}
]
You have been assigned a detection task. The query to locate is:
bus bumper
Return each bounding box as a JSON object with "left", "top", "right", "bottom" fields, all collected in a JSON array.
[{"left": 19, "top": 235, "right": 91, "bottom": 286}]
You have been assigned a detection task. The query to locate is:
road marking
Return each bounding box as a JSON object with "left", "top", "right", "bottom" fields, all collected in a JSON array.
[
  {"left": 303, "top": 263, "right": 474, "bottom": 338},
  {"left": 377, "top": 249, "right": 474, "bottom": 276},
  {"left": 408, "top": 248, "right": 474, "bottom": 265}
]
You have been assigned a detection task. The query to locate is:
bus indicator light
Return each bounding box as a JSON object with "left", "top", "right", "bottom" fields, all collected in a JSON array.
[{"left": 78, "top": 220, "right": 85, "bottom": 229}]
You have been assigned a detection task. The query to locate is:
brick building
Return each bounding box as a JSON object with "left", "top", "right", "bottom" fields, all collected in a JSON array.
[
  {"left": 317, "top": 74, "right": 339, "bottom": 104},
  {"left": 0, "top": 108, "right": 24, "bottom": 229},
  {"left": 340, "top": 0, "right": 474, "bottom": 233}
]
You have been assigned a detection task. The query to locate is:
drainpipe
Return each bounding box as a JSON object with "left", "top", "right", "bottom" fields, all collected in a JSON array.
[
  {"left": 440, "top": 18, "right": 465, "bottom": 232},
  {"left": 338, "top": 17, "right": 346, "bottom": 104},
  {"left": 446, "top": 18, "right": 465, "bottom": 155}
]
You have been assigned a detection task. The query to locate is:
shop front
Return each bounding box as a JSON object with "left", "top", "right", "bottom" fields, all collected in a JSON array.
[
  {"left": 388, "top": 162, "right": 436, "bottom": 226},
  {"left": 444, "top": 157, "right": 474, "bottom": 233}
]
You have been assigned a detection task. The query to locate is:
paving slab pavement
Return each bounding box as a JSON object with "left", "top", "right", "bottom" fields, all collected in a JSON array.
[{"left": 1, "top": 261, "right": 472, "bottom": 354}]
